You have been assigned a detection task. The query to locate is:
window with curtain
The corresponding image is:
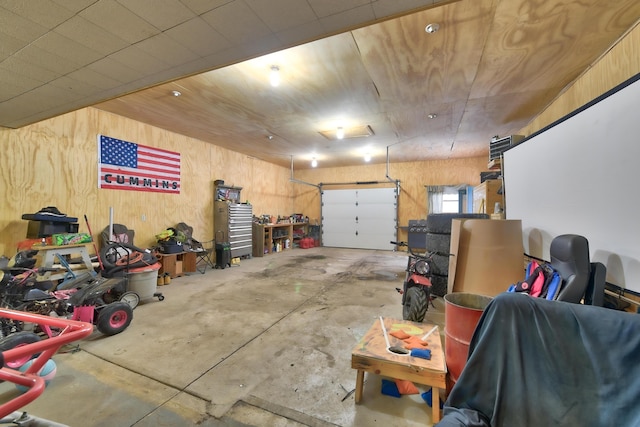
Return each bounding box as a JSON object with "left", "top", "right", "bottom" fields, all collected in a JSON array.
[{"left": 427, "top": 185, "right": 470, "bottom": 214}]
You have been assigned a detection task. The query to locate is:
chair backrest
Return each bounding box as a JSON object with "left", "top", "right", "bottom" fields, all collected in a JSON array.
[
  {"left": 100, "top": 224, "right": 135, "bottom": 247},
  {"left": 551, "top": 234, "right": 591, "bottom": 304}
]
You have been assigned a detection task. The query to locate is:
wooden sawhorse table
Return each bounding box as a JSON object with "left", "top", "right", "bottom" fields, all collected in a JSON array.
[
  {"left": 33, "top": 243, "right": 95, "bottom": 281},
  {"left": 351, "top": 317, "right": 447, "bottom": 424}
]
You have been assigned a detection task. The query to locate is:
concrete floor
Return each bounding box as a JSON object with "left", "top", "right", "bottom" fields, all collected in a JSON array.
[{"left": 0, "top": 247, "right": 447, "bottom": 426}]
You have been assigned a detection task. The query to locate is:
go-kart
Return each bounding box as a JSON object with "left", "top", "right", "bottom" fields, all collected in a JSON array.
[
  {"left": 0, "top": 250, "right": 134, "bottom": 337},
  {"left": 0, "top": 308, "right": 93, "bottom": 424},
  {"left": 0, "top": 268, "right": 133, "bottom": 337}
]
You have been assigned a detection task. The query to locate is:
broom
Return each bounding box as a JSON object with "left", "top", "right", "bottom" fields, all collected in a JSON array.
[{"left": 84, "top": 215, "right": 104, "bottom": 271}]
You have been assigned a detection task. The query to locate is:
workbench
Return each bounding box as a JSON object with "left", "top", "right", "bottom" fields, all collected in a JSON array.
[
  {"left": 34, "top": 243, "right": 96, "bottom": 281},
  {"left": 351, "top": 317, "right": 447, "bottom": 424}
]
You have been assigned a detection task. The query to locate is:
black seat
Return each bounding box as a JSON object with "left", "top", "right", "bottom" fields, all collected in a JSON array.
[{"left": 550, "top": 234, "right": 605, "bottom": 305}]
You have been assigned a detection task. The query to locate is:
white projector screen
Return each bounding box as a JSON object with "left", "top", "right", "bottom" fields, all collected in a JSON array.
[{"left": 504, "top": 73, "right": 640, "bottom": 294}]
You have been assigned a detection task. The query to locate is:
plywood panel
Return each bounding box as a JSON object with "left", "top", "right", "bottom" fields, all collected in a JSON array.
[
  {"left": 0, "top": 107, "right": 294, "bottom": 255},
  {"left": 519, "top": 21, "right": 640, "bottom": 137}
]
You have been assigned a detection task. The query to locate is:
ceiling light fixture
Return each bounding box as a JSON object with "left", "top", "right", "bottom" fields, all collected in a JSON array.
[
  {"left": 311, "top": 157, "right": 318, "bottom": 168},
  {"left": 364, "top": 153, "right": 372, "bottom": 162},
  {"left": 425, "top": 23, "right": 440, "bottom": 34},
  {"left": 171, "top": 90, "right": 181, "bottom": 97},
  {"left": 319, "top": 125, "right": 374, "bottom": 141},
  {"left": 428, "top": 113, "right": 437, "bottom": 119},
  {"left": 270, "top": 65, "right": 280, "bottom": 87}
]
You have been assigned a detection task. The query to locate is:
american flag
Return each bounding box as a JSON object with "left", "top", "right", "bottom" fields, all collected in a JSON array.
[{"left": 98, "top": 135, "right": 181, "bottom": 194}]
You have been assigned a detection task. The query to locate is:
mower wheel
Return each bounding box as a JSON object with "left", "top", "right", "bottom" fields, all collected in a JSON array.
[
  {"left": 403, "top": 286, "right": 428, "bottom": 322},
  {"left": 119, "top": 291, "right": 140, "bottom": 310},
  {"left": 0, "top": 331, "right": 41, "bottom": 369},
  {"left": 97, "top": 302, "right": 133, "bottom": 336}
]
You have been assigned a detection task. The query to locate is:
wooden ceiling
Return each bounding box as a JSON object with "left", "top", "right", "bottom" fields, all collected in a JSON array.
[{"left": 3, "top": 1, "right": 639, "bottom": 169}]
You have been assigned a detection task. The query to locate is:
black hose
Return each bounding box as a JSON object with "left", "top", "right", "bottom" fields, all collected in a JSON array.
[{"left": 100, "top": 243, "right": 157, "bottom": 277}]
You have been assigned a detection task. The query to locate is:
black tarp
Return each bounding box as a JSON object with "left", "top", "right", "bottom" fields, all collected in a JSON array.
[{"left": 437, "top": 292, "right": 640, "bottom": 427}]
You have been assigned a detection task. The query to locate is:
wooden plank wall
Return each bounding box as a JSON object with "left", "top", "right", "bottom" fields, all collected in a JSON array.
[
  {"left": 0, "top": 108, "right": 295, "bottom": 254},
  {"left": 519, "top": 21, "right": 640, "bottom": 136},
  {"left": 0, "top": 22, "right": 637, "bottom": 257},
  {"left": 0, "top": 105, "right": 486, "bottom": 255}
]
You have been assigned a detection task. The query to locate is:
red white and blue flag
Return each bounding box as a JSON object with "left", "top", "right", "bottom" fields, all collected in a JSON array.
[{"left": 98, "top": 134, "right": 181, "bottom": 194}]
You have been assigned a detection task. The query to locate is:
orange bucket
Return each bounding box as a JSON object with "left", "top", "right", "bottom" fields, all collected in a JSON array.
[{"left": 444, "top": 292, "right": 493, "bottom": 390}]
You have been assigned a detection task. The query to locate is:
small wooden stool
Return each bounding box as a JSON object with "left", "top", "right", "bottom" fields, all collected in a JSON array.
[{"left": 351, "top": 317, "right": 447, "bottom": 423}]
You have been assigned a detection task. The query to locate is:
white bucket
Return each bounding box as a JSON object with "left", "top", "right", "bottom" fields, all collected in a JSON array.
[{"left": 126, "top": 262, "right": 161, "bottom": 302}]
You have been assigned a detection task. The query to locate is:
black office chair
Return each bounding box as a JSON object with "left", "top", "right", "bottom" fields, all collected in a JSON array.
[{"left": 550, "top": 234, "right": 605, "bottom": 306}]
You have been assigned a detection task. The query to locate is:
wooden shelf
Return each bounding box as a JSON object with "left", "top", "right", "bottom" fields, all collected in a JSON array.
[
  {"left": 487, "top": 158, "right": 501, "bottom": 170},
  {"left": 473, "top": 179, "right": 503, "bottom": 215},
  {"left": 252, "top": 223, "right": 307, "bottom": 256},
  {"left": 292, "top": 222, "right": 309, "bottom": 244}
]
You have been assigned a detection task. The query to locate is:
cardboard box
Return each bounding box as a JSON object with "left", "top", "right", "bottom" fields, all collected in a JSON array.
[
  {"left": 52, "top": 233, "right": 92, "bottom": 246},
  {"left": 448, "top": 219, "right": 523, "bottom": 296}
]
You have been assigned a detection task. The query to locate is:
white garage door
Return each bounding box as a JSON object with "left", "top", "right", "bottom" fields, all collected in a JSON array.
[{"left": 322, "top": 187, "right": 397, "bottom": 250}]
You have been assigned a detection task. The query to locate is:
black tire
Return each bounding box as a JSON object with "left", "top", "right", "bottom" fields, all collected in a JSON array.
[
  {"left": 96, "top": 302, "right": 133, "bottom": 336},
  {"left": 429, "top": 254, "right": 451, "bottom": 276},
  {"left": 403, "top": 286, "right": 428, "bottom": 322},
  {"left": 0, "top": 332, "right": 41, "bottom": 369},
  {"left": 426, "top": 213, "right": 489, "bottom": 234},
  {"left": 425, "top": 233, "right": 451, "bottom": 254},
  {"left": 430, "top": 274, "right": 449, "bottom": 297}
]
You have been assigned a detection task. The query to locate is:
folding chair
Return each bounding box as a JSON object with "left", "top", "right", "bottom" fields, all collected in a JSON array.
[
  {"left": 173, "top": 223, "right": 215, "bottom": 274},
  {"left": 195, "top": 239, "right": 216, "bottom": 274},
  {"left": 100, "top": 224, "right": 135, "bottom": 247}
]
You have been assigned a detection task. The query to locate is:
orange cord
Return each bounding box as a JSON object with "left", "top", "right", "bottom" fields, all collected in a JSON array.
[{"left": 115, "top": 252, "right": 144, "bottom": 266}]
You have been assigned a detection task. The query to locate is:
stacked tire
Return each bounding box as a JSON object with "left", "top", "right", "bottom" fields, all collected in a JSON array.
[{"left": 425, "top": 213, "right": 489, "bottom": 297}]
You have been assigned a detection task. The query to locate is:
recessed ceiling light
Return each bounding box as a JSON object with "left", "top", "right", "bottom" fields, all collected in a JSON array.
[
  {"left": 171, "top": 90, "right": 181, "bottom": 97},
  {"left": 428, "top": 113, "right": 437, "bottom": 119},
  {"left": 270, "top": 65, "right": 280, "bottom": 87},
  {"left": 425, "top": 23, "right": 440, "bottom": 34}
]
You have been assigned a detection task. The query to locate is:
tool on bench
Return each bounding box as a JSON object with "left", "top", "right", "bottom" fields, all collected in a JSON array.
[
  {"left": 422, "top": 325, "right": 438, "bottom": 341},
  {"left": 380, "top": 316, "right": 411, "bottom": 355}
]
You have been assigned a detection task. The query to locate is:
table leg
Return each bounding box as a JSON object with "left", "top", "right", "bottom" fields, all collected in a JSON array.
[
  {"left": 354, "top": 370, "right": 364, "bottom": 403},
  {"left": 432, "top": 387, "right": 441, "bottom": 423}
]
